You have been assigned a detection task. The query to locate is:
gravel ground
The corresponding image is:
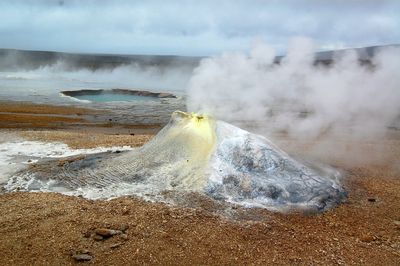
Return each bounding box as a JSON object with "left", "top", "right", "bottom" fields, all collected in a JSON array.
[{"left": 0, "top": 102, "right": 399, "bottom": 265}]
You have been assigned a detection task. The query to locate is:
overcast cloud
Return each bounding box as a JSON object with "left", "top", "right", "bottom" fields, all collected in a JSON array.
[{"left": 0, "top": 0, "right": 399, "bottom": 55}]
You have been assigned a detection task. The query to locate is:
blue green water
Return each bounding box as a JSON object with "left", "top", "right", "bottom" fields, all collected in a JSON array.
[{"left": 73, "top": 93, "right": 158, "bottom": 102}]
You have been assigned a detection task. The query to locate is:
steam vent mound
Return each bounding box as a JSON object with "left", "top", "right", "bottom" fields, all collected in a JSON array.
[{"left": 6, "top": 111, "right": 346, "bottom": 212}]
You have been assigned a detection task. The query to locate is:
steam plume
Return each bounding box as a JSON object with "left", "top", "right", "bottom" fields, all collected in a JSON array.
[
  {"left": 187, "top": 38, "right": 400, "bottom": 139},
  {"left": 186, "top": 38, "right": 400, "bottom": 167}
]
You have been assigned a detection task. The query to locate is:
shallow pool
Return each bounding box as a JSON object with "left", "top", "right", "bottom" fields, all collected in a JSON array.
[{"left": 71, "top": 92, "right": 158, "bottom": 103}]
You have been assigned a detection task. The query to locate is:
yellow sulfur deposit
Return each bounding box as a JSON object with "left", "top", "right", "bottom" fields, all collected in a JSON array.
[
  {"left": 171, "top": 111, "right": 216, "bottom": 150},
  {"left": 158, "top": 111, "right": 217, "bottom": 189}
]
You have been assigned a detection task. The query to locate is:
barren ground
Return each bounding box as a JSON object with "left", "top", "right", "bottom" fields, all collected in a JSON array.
[{"left": 0, "top": 102, "right": 399, "bottom": 265}]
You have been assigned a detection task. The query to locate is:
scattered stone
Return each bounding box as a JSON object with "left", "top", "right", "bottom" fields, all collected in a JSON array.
[
  {"left": 110, "top": 242, "right": 124, "bottom": 249},
  {"left": 394, "top": 220, "right": 400, "bottom": 229},
  {"left": 76, "top": 249, "right": 90, "bottom": 254},
  {"left": 130, "top": 133, "right": 135, "bottom": 136},
  {"left": 120, "top": 234, "right": 129, "bottom": 240},
  {"left": 114, "top": 150, "right": 121, "bottom": 154},
  {"left": 83, "top": 230, "right": 92, "bottom": 238},
  {"left": 95, "top": 228, "right": 122, "bottom": 237},
  {"left": 119, "top": 224, "right": 129, "bottom": 232},
  {"left": 360, "top": 234, "right": 375, "bottom": 243},
  {"left": 367, "top": 198, "right": 376, "bottom": 202},
  {"left": 93, "top": 235, "right": 104, "bottom": 241},
  {"left": 72, "top": 254, "right": 93, "bottom": 261},
  {"left": 27, "top": 159, "right": 32, "bottom": 163}
]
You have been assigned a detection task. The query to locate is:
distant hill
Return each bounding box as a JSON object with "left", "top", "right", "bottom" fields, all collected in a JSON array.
[
  {"left": 0, "top": 49, "right": 202, "bottom": 71},
  {"left": 0, "top": 44, "right": 398, "bottom": 71},
  {"left": 275, "top": 44, "right": 400, "bottom": 64}
]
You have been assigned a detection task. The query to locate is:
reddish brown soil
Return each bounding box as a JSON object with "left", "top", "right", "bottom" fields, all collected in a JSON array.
[
  {"left": 0, "top": 169, "right": 399, "bottom": 265},
  {"left": 0, "top": 102, "right": 161, "bottom": 134},
  {"left": 19, "top": 130, "right": 153, "bottom": 149},
  {"left": 0, "top": 101, "right": 99, "bottom": 115},
  {"left": 0, "top": 102, "right": 399, "bottom": 265}
]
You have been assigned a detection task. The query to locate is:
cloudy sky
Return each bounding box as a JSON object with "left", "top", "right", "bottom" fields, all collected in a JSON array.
[{"left": 0, "top": 0, "right": 399, "bottom": 56}]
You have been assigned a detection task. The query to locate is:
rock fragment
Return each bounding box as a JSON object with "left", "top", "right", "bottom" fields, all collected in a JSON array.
[
  {"left": 72, "top": 253, "right": 93, "bottom": 261},
  {"left": 93, "top": 234, "right": 104, "bottom": 241},
  {"left": 360, "top": 234, "right": 375, "bottom": 243},
  {"left": 120, "top": 233, "right": 129, "bottom": 240},
  {"left": 119, "top": 224, "right": 129, "bottom": 232},
  {"left": 94, "top": 228, "right": 122, "bottom": 237},
  {"left": 110, "top": 242, "right": 124, "bottom": 249}
]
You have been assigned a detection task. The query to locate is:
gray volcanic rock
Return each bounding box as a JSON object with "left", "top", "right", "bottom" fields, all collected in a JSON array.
[{"left": 206, "top": 121, "right": 344, "bottom": 211}]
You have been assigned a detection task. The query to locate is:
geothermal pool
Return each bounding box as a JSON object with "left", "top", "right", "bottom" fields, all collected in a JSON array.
[
  {"left": 61, "top": 89, "right": 176, "bottom": 103},
  {"left": 69, "top": 93, "right": 156, "bottom": 103},
  {"left": 0, "top": 71, "right": 186, "bottom": 125}
]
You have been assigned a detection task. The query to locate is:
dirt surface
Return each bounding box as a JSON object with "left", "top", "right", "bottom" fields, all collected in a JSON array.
[
  {"left": 0, "top": 101, "right": 99, "bottom": 115},
  {"left": 0, "top": 170, "right": 399, "bottom": 265},
  {"left": 19, "top": 130, "right": 153, "bottom": 149},
  {"left": 0, "top": 101, "right": 161, "bottom": 134},
  {"left": 0, "top": 103, "right": 399, "bottom": 265}
]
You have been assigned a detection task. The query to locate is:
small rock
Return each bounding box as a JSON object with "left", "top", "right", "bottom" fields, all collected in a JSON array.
[
  {"left": 367, "top": 198, "right": 376, "bottom": 202},
  {"left": 72, "top": 254, "right": 93, "bottom": 261},
  {"left": 110, "top": 242, "right": 124, "bottom": 249},
  {"left": 360, "top": 234, "right": 374, "bottom": 243},
  {"left": 79, "top": 249, "right": 90, "bottom": 254},
  {"left": 130, "top": 133, "right": 135, "bottom": 136},
  {"left": 83, "top": 230, "right": 92, "bottom": 238},
  {"left": 95, "top": 228, "right": 122, "bottom": 237},
  {"left": 93, "top": 235, "right": 104, "bottom": 241},
  {"left": 119, "top": 224, "right": 129, "bottom": 232},
  {"left": 120, "top": 234, "right": 129, "bottom": 240},
  {"left": 394, "top": 220, "right": 400, "bottom": 229}
]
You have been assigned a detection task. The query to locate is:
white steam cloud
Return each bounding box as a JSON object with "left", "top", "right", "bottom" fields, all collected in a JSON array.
[
  {"left": 187, "top": 38, "right": 400, "bottom": 141},
  {"left": 25, "top": 62, "right": 193, "bottom": 92},
  {"left": 0, "top": 59, "right": 194, "bottom": 94}
]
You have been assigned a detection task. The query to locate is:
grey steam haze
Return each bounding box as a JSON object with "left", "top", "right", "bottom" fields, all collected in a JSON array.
[
  {"left": 187, "top": 38, "right": 400, "bottom": 141},
  {"left": 0, "top": 49, "right": 199, "bottom": 92},
  {"left": 1, "top": 0, "right": 399, "bottom": 55}
]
